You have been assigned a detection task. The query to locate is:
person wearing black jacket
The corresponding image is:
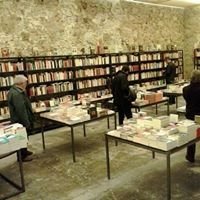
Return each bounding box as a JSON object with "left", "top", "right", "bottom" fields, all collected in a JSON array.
[
  {"left": 112, "top": 65, "right": 133, "bottom": 125},
  {"left": 8, "top": 75, "right": 35, "bottom": 162},
  {"left": 164, "top": 57, "right": 177, "bottom": 104},
  {"left": 183, "top": 70, "right": 200, "bottom": 163}
]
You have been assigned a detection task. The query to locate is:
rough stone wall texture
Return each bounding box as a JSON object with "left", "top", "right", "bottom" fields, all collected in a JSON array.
[
  {"left": 0, "top": 0, "right": 184, "bottom": 57},
  {"left": 184, "top": 6, "right": 200, "bottom": 78}
]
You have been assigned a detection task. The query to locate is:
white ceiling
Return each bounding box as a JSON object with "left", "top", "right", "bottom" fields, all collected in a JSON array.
[{"left": 125, "top": 0, "right": 200, "bottom": 8}]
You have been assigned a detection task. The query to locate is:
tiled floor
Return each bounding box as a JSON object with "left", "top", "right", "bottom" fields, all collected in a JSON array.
[{"left": 1, "top": 98, "right": 200, "bottom": 200}]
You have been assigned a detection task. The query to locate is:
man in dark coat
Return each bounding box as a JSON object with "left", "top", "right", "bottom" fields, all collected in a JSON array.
[
  {"left": 8, "top": 75, "right": 34, "bottom": 161},
  {"left": 165, "top": 57, "right": 177, "bottom": 104},
  {"left": 183, "top": 70, "right": 200, "bottom": 163},
  {"left": 112, "top": 65, "right": 133, "bottom": 125}
]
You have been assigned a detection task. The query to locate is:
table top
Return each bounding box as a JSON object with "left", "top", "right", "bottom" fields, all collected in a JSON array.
[
  {"left": 132, "top": 97, "right": 168, "bottom": 108},
  {"left": 90, "top": 94, "right": 113, "bottom": 103},
  {"left": 106, "top": 131, "right": 200, "bottom": 154},
  {"left": 162, "top": 89, "right": 183, "bottom": 95},
  {"left": 40, "top": 109, "right": 115, "bottom": 125}
]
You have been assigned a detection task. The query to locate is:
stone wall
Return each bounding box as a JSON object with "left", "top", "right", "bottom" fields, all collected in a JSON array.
[
  {"left": 0, "top": 0, "right": 184, "bottom": 57},
  {"left": 184, "top": 6, "right": 200, "bottom": 78}
]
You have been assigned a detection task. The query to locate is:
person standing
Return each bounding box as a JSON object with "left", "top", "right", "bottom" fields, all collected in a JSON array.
[
  {"left": 8, "top": 75, "right": 34, "bottom": 162},
  {"left": 183, "top": 70, "right": 200, "bottom": 163},
  {"left": 164, "top": 57, "right": 177, "bottom": 104},
  {"left": 112, "top": 65, "right": 133, "bottom": 125}
]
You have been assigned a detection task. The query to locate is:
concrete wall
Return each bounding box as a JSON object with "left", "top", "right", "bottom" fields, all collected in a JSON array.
[
  {"left": 184, "top": 6, "right": 200, "bottom": 78},
  {"left": 0, "top": 0, "right": 184, "bottom": 57}
]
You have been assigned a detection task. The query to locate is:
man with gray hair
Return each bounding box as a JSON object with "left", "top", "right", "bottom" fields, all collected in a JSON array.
[{"left": 8, "top": 75, "right": 34, "bottom": 162}]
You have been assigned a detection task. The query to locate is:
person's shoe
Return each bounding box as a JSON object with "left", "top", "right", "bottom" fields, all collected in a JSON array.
[
  {"left": 26, "top": 150, "right": 33, "bottom": 156},
  {"left": 185, "top": 155, "right": 195, "bottom": 163}
]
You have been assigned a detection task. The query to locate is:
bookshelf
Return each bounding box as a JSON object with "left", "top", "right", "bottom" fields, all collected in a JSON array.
[
  {"left": 0, "top": 49, "right": 184, "bottom": 133},
  {"left": 0, "top": 57, "right": 24, "bottom": 120},
  {"left": 163, "top": 50, "right": 184, "bottom": 81},
  {"left": 194, "top": 48, "right": 200, "bottom": 69}
]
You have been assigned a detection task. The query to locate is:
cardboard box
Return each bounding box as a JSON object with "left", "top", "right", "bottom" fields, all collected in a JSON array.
[
  {"left": 143, "top": 93, "right": 155, "bottom": 104},
  {"left": 155, "top": 92, "right": 163, "bottom": 102}
]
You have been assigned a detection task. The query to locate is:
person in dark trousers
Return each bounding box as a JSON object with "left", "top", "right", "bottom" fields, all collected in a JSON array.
[
  {"left": 112, "top": 65, "right": 133, "bottom": 125},
  {"left": 183, "top": 70, "right": 200, "bottom": 163},
  {"left": 8, "top": 75, "right": 35, "bottom": 162},
  {"left": 164, "top": 57, "right": 177, "bottom": 104}
]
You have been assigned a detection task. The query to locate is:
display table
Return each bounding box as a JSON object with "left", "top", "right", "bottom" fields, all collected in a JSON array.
[
  {"left": 0, "top": 150, "right": 24, "bottom": 200},
  {"left": 132, "top": 97, "right": 169, "bottom": 115},
  {"left": 0, "top": 124, "right": 27, "bottom": 200},
  {"left": 40, "top": 107, "right": 117, "bottom": 162},
  {"left": 105, "top": 133, "right": 200, "bottom": 200},
  {"left": 162, "top": 90, "right": 183, "bottom": 108},
  {"left": 90, "top": 94, "right": 113, "bottom": 104}
]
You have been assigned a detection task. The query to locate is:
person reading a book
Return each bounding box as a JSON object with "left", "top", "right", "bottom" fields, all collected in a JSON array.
[
  {"left": 112, "top": 65, "right": 133, "bottom": 125},
  {"left": 183, "top": 70, "right": 200, "bottom": 163},
  {"left": 8, "top": 75, "right": 34, "bottom": 162}
]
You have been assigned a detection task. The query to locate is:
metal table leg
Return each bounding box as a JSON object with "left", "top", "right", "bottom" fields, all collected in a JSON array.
[
  {"left": 0, "top": 151, "right": 25, "bottom": 200},
  {"left": 167, "top": 100, "right": 170, "bottom": 115},
  {"left": 166, "top": 153, "right": 171, "bottom": 200},
  {"left": 41, "top": 118, "right": 45, "bottom": 150},
  {"left": 176, "top": 96, "right": 178, "bottom": 108},
  {"left": 83, "top": 123, "right": 86, "bottom": 137},
  {"left": 71, "top": 127, "right": 76, "bottom": 162},
  {"left": 18, "top": 150, "right": 25, "bottom": 191},
  {"left": 107, "top": 116, "right": 110, "bottom": 129},
  {"left": 114, "top": 112, "right": 118, "bottom": 146},
  {"left": 152, "top": 151, "right": 155, "bottom": 159},
  {"left": 114, "top": 112, "right": 117, "bottom": 130},
  {"left": 105, "top": 134, "right": 110, "bottom": 179},
  {"left": 156, "top": 104, "right": 158, "bottom": 115}
]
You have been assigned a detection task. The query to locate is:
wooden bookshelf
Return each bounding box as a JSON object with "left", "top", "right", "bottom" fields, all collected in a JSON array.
[{"left": 0, "top": 50, "right": 184, "bottom": 133}]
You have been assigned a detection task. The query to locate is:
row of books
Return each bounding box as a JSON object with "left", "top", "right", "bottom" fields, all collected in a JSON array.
[
  {"left": 77, "top": 89, "right": 110, "bottom": 100},
  {"left": 31, "top": 95, "right": 75, "bottom": 109},
  {"left": 141, "top": 80, "right": 166, "bottom": 87},
  {"left": 141, "top": 71, "right": 163, "bottom": 79},
  {"left": 163, "top": 52, "right": 182, "bottom": 59},
  {"left": 141, "top": 62, "right": 162, "bottom": 70},
  {"left": 0, "top": 91, "right": 7, "bottom": 101},
  {"left": 0, "top": 106, "right": 9, "bottom": 115},
  {"left": 76, "top": 79, "right": 107, "bottom": 89},
  {"left": 111, "top": 54, "right": 139, "bottom": 64},
  {"left": 26, "top": 59, "right": 74, "bottom": 70},
  {"left": 29, "top": 82, "right": 73, "bottom": 96},
  {"left": 128, "top": 74, "right": 139, "bottom": 81},
  {"left": 27, "top": 71, "right": 73, "bottom": 83},
  {"left": 130, "top": 65, "right": 139, "bottom": 72},
  {"left": 0, "top": 76, "right": 14, "bottom": 87},
  {"left": 111, "top": 55, "right": 128, "bottom": 63},
  {"left": 140, "top": 53, "right": 161, "bottom": 61},
  {"left": 113, "top": 65, "right": 140, "bottom": 73},
  {"left": 74, "top": 56, "right": 110, "bottom": 66},
  {"left": 75, "top": 67, "right": 110, "bottom": 78},
  {"left": 0, "top": 62, "right": 24, "bottom": 72}
]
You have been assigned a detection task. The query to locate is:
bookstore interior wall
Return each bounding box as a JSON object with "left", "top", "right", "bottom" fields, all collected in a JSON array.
[
  {"left": 184, "top": 6, "right": 200, "bottom": 76},
  {"left": 0, "top": 0, "right": 184, "bottom": 56}
]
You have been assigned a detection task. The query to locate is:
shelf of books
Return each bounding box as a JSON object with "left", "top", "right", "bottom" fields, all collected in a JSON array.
[
  {"left": 163, "top": 50, "right": 184, "bottom": 81},
  {"left": 194, "top": 48, "right": 200, "bottom": 69},
  {"left": 74, "top": 54, "right": 111, "bottom": 100},
  {"left": 0, "top": 57, "right": 24, "bottom": 121},
  {"left": 0, "top": 50, "right": 184, "bottom": 133}
]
